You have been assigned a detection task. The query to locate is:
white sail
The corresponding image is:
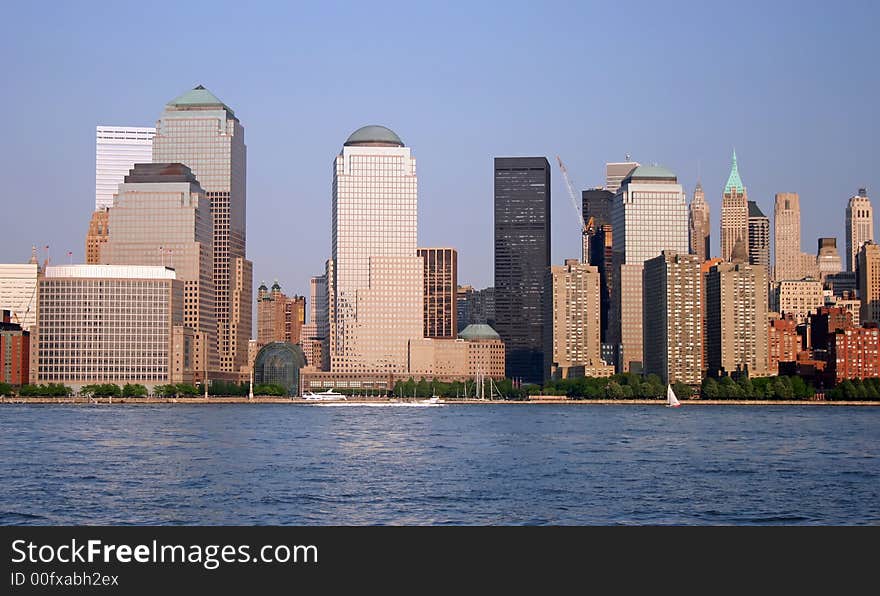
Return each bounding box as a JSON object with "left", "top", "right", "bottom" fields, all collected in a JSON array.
[{"left": 667, "top": 384, "right": 681, "bottom": 407}]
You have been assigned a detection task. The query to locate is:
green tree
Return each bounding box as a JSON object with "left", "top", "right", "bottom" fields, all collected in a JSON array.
[
  {"left": 737, "top": 376, "right": 754, "bottom": 398},
  {"left": 672, "top": 382, "right": 692, "bottom": 401},
  {"left": 701, "top": 377, "right": 719, "bottom": 399},
  {"left": 719, "top": 376, "right": 741, "bottom": 399},
  {"left": 122, "top": 384, "right": 147, "bottom": 397},
  {"left": 605, "top": 381, "right": 624, "bottom": 399},
  {"left": 0, "top": 382, "right": 13, "bottom": 396}
]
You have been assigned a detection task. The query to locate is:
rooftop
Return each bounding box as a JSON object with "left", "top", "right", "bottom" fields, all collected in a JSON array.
[
  {"left": 344, "top": 125, "right": 404, "bottom": 147},
  {"left": 624, "top": 165, "right": 677, "bottom": 182},
  {"left": 747, "top": 201, "right": 766, "bottom": 218},
  {"left": 123, "top": 163, "right": 200, "bottom": 185},
  {"left": 458, "top": 324, "right": 501, "bottom": 341},
  {"left": 166, "top": 85, "right": 234, "bottom": 116}
]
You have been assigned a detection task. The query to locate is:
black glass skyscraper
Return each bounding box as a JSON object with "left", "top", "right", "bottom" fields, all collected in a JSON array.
[
  {"left": 581, "top": 188, "right": 614, "bottom": 231},
  {"left": 494, "top": 157, "right": 551, "bottom": 385}
]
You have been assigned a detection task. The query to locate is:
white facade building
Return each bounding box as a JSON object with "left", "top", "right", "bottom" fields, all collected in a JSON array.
[
  {"left": 0, "top": 263, "right": 40, "bottom": 331},
  {"left": 329, "top": 125, "right": 423, "bottom": 373},
  {"left": 95, "top": 126, "right": 155, "bottom": 210}
]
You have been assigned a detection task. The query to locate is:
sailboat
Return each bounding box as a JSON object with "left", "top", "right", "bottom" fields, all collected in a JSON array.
[{"left": 666, "top": 384, "right": 681, "bottom": 408}]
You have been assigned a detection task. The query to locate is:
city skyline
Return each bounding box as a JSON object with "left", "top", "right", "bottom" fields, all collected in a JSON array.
[{"left": 0, "top": 2, "right": 876, "bottom": 299}]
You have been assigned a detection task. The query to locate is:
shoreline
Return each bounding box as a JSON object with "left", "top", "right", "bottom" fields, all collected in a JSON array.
[{"left": 1, "top": 397, "right": 878, "bottom": 406}]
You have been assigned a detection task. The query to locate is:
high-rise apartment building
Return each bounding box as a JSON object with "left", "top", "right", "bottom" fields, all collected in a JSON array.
[
  {"left": 775, "top": 279, "right": 824, "bottom": 324},
  {"left": 774, "top": 192, "right": 802, "bottom": 281},
  {"left": 605, "top": 159, "right": 640, "bottom": 194},
  {"left": 330, "top": 126, "right": 423, "bottom": 373},
  {"left": 846, "top": 188, "right": 873, "bottom": 273},
  {"left": 610, "top": 165, "right": 688, "bottom": 373},
  {"left": 720, "top": 151, "right": 749, "bottom": 263},
  {"left": 747, "top": 201, "right": 770, "bottom": 268},
  {"left": 256, "top": 281, "right": 305, "bottom": 346},
  {"left": 35, "top": 265, "right": 194, "bottom": 391},
  {"left": 768, "top": 314, "right": 799, "bottom": 375},
  {"left": 549, "top": 259, "right": 601, "bottom": 378},
  {"left": 494, "top": 157, "right": 551, "bottom": 384},
  {"left": 100, "top": 163, "right": 216, "bottom": 379},
  {"left": 95, "top": 126, "right": 155, "bottom": 211},
  {"left": 829, "top": 324, "right": 880, "bottom": 383},
  {"left": 688, "top": 182, "right": 710, "bottom": 262},
  {"left": 418, "top": 248, "right": 457, "bottom": 339},
  {"left": 858, "top": 241, "right": 880, "bottom": 324},
  {"left": 816, "top": 237, "right": 843, "bottom": 281},
  {"left": 706, "top": 262, "right": 769, "bottom": 377},
  {"left": 0, "top": 263, "right": 40, "bottom": 332},
  {"left": 643, "top": 251, "right": 702, "bottom": 384},
  {"left": 85, "top": 209, "right": 110, "bottom": 264},
  {"left": 152, "top": 85, "right": 251, "bottom": 377}
]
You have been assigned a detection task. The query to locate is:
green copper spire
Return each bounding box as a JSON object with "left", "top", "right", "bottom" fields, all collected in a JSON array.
[{"left": 724, "top": 149, "right": 745, "bottom": 194}]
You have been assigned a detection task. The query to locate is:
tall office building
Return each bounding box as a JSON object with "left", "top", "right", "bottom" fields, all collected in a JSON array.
[
  {"left": 582, "top": 188, "right": 614, "bottom": 231},
  {"left": 257, "top": 281, "right": 305, "bottom": 347},
  {"left": 330, "top": 126, "right": 423, "bottom": 373},
  {"left": 610, "top": 165, "right": 688, "bottom": 372},
  {"left": 100, "top": 163, "right": 216, "bottom": 379},
  {"left": 152, "top": 85, "right": 251, "bottom": 377},
  {"left": 858, "top": 241, "right": 880, "bottom": 324},
  {"left": 300, "top": 274, "right": 329, "bottom": 370},
  {"left": 720, "top": 151, "right": 749, "bottom": 263},
  {"left": 706, "top": 262, "right": 769, "bottom": 377},
  {"left": 774, "top": 192, "right": 802, "bottom": 281},
  {"left": 456, "top": 285, "right": 495, "bottom": 332},
  {"left": 85, "top": 209, "right": 110, "bottom": 264},
  {"left": 816, "top": 237, "right": 843, "bottom": 281},
  {"left": 605, "top": 159, "right": 640, "bottom": 194},
  {"left": 549, "top": 259, "right": 601, "bottom": 377},
  {"left": 35, "top": 265, "right": 193, "bottom": 391},
  {"left": 418, "top": 248, "right": 458, "bottom": 338},
  {"left": 643, "top": 251, "right": 702, "bottom": 385},
  {"left": 494, "top": 157, "right": 551, "bottom": 384},
  {"left": 0, "top": 263, "right": 40, "bottom": 332},
  {"left": 589, "top": 224, "right": 613, "bottom": 343},
  {"left": 95, "top": 126, "right": 155, "bottom": 210},
  {"left": 846, "top": 188, "right": 873, "bottom": 273},
  {"left": 688, "top": 182, "right": 710, "bottom": 262},
  {"left": 747, "top": 201, "right": 770, "bottom": 268},
  {"left": 774, "top": 278, "right": 824, "bottom": 324}
]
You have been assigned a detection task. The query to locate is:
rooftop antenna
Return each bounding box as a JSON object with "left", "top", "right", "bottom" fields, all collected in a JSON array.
[{"left": 625, "top": 153, "right": 631, "bottom": 161}]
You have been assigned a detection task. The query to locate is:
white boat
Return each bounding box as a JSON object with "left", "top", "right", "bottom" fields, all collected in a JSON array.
[
  {"left": 666, "top": 384, "right": 682, "bottom": 408},
  {"left": 421, "top": 396, "right": 445, "bottom": 404},
  {"left": 302, "top": 389, "right": 347, "bottom": 402}
]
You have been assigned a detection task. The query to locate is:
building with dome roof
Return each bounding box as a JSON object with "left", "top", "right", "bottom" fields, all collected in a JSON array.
[
  {"left": 329, "top": 125, "right": 423, "bottom": 375},
  {"left": 610, "top": 162, "right": 688, "bottom": 373},
  {"left": 153, "top": 85, "right": 252, "bottom": 380}
]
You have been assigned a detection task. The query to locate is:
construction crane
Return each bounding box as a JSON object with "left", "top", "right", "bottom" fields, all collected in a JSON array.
[{"left": 556, "top": 156, "right": 593, "bottom": 262}]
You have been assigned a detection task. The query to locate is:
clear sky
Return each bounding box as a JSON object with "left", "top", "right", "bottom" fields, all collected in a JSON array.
[{"left": 1, "top": 0, "right": 877, "bottom": 298}]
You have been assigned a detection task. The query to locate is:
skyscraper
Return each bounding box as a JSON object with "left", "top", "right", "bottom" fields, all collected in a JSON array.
[
  {"left": 610, "top": 165, "right": 688, "bottom": 372},
  {"left": 152, "top": 85, "right": 251, "bottom": 377},
  {"left": 774, "top": 192, "right": 802, "bottom": 281},
  {"left": 300, "top": 274, "right": 328, "bottom": 371},
  {"left": 706, "top": 262, "right": 769, "bottom": 377},
  {"left": 100, "top": 162, "right": 216, "bottom": 380},
  {"left": 418, "top": 248, "right": 458, "bottom": 338},
  {"left": 0, "top": 263, "right": 39, "bottom": 331},
  {"left": 550, "top": 259, "right": 601, "bottom": 378},
  {"left": 582, "top": 188, "right": 614, "bottom": 231},
  {"left": 643, "top": 251, "right": 702, "bottom": 385},
  {"left": 95, "top": 126, "right": 155, "bottom": 211},
  {"left": 858, "top": 241, "right": 880, "bottom": 324},
  {"left": 330, "top": 126, "right": 423, "bottom": 373},
  {"left": 494, "top": 157, "right": 551, "bottom": 384},
  {"left": 846, "top": 188, "right": 873, "bottom": 273},
  {"left": 747, "top": 201, "right": 770, "bottom": 268},
  {"left": 688, "top": 182, "right": 710, "bottom": 262},
  {"left": 816, "top": 237, "right": 843, "bottom": 281},
  {"left": 604, "top": 159, "right": 640, "bottom": 194},
  {"left": 720, "top": 151, "right": 749, "bottom": 263}
]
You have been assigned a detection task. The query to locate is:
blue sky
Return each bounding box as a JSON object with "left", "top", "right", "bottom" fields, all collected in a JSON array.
[{"left": 1, "top": 0, "right": 877, "bottom": 297}]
